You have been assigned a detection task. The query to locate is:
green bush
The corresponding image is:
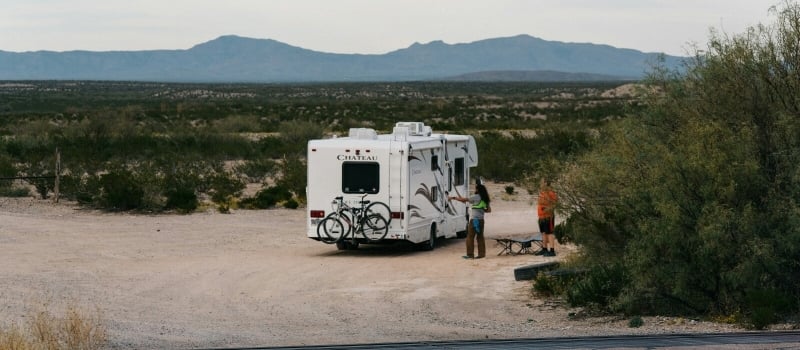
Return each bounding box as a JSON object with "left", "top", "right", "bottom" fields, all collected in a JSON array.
[
  {"left": 208, "top": 173, "right": 245, "bottom": 204},
  {"left": 553, "top": 219, "right": 572, "bottom": 244},
  {"left": 164, "top": 186, "right": 198, "bottom": 213},
  {"left": 566, "top": 264, "right": 627, "bottom": 312},
  {"left": 283, "top": 198, "right": 299, "bottom": 209},
  {"left": 532, "top": 274, "right": 559, "bottom": 297},
  {"left": 275, "top": 156, "right": 307, "bottom": 202},
  {"left": 234, "top": 159, "right": 277, "bottom": 182},
  {"left": 557, "top": 2, "right": 800, "bottom": 325},
  {"left": 58, "top": 174, "right": 101, "bottom": 204},
  {"left": 240, "top": 185, "right": 293, "bottom": 209},
  {"left": 628, "top": 316, "right": 644, "bottom": 328},
  {"left": 99, "top": 170, "right": 144, "bottom": 211},
  {"left": 0, "top": 185, "right": 30, "bottom": 197},
  {"left": 745, "top": 289, "right": 794, "bottom": 330}
]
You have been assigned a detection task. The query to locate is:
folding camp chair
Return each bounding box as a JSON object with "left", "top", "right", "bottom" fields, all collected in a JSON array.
[{"left": 494, "top": 233, "right": 543, "bottom": 255}]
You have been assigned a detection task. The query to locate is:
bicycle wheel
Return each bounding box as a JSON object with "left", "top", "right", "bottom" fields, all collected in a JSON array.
[
  {"left": 365, "top": 201, "right": 392, "bottom": 227},
  {"left": 326, "top": 212, "right": 354, "bottom": 238},
  {"left": 360, "top": 214, "right": 389, "bottom": 242},
  {"left": 316, "top": 216, "right": 345, "bottom": 244}
]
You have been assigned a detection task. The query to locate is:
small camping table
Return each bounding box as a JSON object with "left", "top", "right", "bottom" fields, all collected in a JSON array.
[{"left": 493, "top": 233, "right": 543, "bottom": 255}]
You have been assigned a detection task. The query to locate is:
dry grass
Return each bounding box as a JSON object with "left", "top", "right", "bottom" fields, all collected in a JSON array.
[{"left": 0, "top": 304, "right": 107, "bottom": 350}]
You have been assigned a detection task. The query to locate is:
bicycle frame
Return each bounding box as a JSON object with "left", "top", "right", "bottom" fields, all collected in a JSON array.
[{"left": 323, "top": 194, "right": 390, "bottom": 244}]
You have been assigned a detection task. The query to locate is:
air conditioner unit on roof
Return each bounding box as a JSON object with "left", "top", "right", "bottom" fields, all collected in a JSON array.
[{"left": 394, "top": 122, "right": 431, "bottom": 136}]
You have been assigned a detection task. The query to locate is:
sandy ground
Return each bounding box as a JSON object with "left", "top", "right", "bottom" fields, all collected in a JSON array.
[{"left": 0, "top": 183, "right": 762, "bottom": 349}]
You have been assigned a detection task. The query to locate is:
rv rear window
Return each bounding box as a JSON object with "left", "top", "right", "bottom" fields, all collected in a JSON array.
[{"left": 342, "top": 162, "right": 380, "bottom": 194}]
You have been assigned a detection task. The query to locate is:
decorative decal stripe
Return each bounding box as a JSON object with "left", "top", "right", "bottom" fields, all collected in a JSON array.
[
  {"left": 408, "top": 204, "right": 423, "bottom": 221},
  {"left": 415, "top": 184, "right": 442, "bottom": 212}
]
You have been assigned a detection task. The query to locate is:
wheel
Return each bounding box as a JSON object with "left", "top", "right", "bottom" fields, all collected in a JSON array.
[
  {"left": 336, "top": 240, "right": 359, "bottom": 250},
  {"left": 326, "top": 212, "right": 353, "bottom": 238},
  {"left": 316, "top": 217, "right": 345, "bottom": 244},
  {"left": 420, "top": 225, "right": 436, "bottom": 251},
  {"left": 360, "top": 214, "right": 389, "bottom": 242},
  {"left": 456, "top": 230, "right": 467, "bottom": 239},
  {"left": 365, "top": 201, "right": 392, "bottom": 227}
]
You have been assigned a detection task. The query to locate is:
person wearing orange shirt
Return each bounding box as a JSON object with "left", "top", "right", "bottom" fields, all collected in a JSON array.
[{"left": 536, "top": 178, "right": 558, "bottom": 257}]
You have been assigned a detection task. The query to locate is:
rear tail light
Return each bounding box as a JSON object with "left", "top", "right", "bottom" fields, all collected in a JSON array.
[
  {"left": 391, "top": 212, "right": 404, "bottom": 219},
  {"left": 310, "top": 210, "right": 325, "bottom": 218}
]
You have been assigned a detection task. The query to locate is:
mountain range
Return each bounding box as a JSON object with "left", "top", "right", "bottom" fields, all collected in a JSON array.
[{"left": 0, "top": 34, "right": 684, "bottom": 82}]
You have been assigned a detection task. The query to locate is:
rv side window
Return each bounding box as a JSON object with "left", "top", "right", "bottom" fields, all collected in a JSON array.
[
  {"left": 448, "top": 168, "right": 453, "bottom": 191},
  {"left": 341, "top": 162, "right": 380, "bottom": 194},
  {"left": 431, "top": 186, "right": 439, "bottom": 202},
  {"left": 431, "top": 155, "right": 439, "bottom": 171},
  {"left": 454, "top": 157, "right": 465, "bottom": 186}
]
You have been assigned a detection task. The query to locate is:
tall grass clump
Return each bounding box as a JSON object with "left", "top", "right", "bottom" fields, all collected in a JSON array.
[{"left": 0, "top": 305, "right": 107, "bottom": 350}]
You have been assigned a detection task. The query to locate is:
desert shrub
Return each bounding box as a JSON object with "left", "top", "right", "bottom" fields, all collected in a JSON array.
[
  {"left": 559, "top": 2, "right": 800, "bottom": 328},
  {"left": 164, "top": 186, "right": 198, "bottom": 213},
  {"left": 504, "top": 185, "right": 515, "bottom": 195},
  {"left": 234, "top": 159, "right": 277, "bottom": 182},
  {"left": 0, "top": 185, "right": 30, "bottom": 197},
  {"left": 0, "top": 152, "right": 17, "bottom": 177},
  {"left": 283, "top": 198, "right": 299, "bottom": 209},
  {"left": 278, "top": 120, "right": 323, "bottom": 155},
  {"left": 475, "top": 128, "right": 590, "bottom": 182},
  {"left": 207, "top": 173, "right": 245, "bottom": 204},
  {"left": 240, "top": 185, "right": 292, "bottom": 209},
  {"left": 99, "top": 170, "right": 144, "bottom": 211},
  {"left": 58, "top": 174, "right": 101, "bottom": 204},
  {"left": 557, "top": 2, "right": 800, "bottom": 326},
  {"left": 744, "top": 289, "right": 794, "bottom": 330},
  {"left": 275, "top": 156, "right": 307, "bottom": 202},
  {"left": 553, "top": 219, "right": 573, "bottom": 244},
  {"left": 531, "top": 274, "right": 559, "bottom": 297},
  {"left": 211, "top": 114, "right": 262, "bottom": 133},
  {"left": 566, "top": 264, "right": 628, "bottom": 312},
  {"left": 628, "top": 316, "right": 644, "bottom": 328}
]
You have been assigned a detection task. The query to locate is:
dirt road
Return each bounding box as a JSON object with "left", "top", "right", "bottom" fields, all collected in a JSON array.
[{"left": 0, "top": 185, "right": 743, "bottom": 349}]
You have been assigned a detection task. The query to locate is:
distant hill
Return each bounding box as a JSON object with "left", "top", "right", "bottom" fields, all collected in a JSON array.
[
  {"left": 0, "top": 34, "right": 684, "bottom": 82},
  {"left": 440, "top": 70, "right": 634, "bottom": 82}
]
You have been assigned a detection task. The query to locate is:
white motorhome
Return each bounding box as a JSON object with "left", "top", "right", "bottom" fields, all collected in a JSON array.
[{"left": 306, "top": 122, "right": 479, "bottom": 250}]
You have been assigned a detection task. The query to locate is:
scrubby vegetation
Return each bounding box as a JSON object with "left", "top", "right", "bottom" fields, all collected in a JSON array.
[
  {"left": 552, "top": 1, "right": 800, "bottom": 330},
  {"left": 0, "top": 305, "right": 106, "bottom": 350},
  {"left": 0, "top": 80, "right": 632, "bottom": 211}
]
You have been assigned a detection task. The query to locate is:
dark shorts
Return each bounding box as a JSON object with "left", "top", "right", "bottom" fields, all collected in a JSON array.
[{"left": 538, "top": 217, "right": 554, "bottom": 234}]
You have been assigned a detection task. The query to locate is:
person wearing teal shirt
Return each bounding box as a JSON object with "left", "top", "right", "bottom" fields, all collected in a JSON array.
[{"left": 449, "top": 180, "right": 491, "bottom": 259}]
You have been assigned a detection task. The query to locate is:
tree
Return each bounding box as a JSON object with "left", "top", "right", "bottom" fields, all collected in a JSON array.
[{"left": 559, "top": 1, "right": 800, "bottom": 327}]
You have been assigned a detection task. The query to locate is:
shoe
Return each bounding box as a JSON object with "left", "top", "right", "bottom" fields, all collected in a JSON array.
[
  {"left": 545, "top": 250, "right": 556, "bottom": 257},
  {"left": 534, "top": 249, "right": 547, "bottom": 256},
  {"left": 462, "top": 255, "right": 474, "bottom": 259},
  {"left": 475, "top": 256, "right": 484, "bottom": 259}
]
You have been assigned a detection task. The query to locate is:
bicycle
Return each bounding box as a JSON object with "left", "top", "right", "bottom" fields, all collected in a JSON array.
[{"left": 316, "top": 194, "right": 392, "bottom": 244}]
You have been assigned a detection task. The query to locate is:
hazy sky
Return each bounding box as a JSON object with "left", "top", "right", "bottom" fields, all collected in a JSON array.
[{"left": 0, "top": 0, "right": 781, "bottom": 56}]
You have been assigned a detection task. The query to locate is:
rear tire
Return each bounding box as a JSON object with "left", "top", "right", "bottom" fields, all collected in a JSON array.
[
  {"left": 420, "top": 225, "right": 436, "bottom": 251},
  {"left": 336, "top": 240, "right": 359, "bottom": 250}
]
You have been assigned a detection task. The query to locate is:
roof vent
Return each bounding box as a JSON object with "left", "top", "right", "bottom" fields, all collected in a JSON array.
[{"left": 394, "top": 122, "right": 431, "bottom": 136}]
